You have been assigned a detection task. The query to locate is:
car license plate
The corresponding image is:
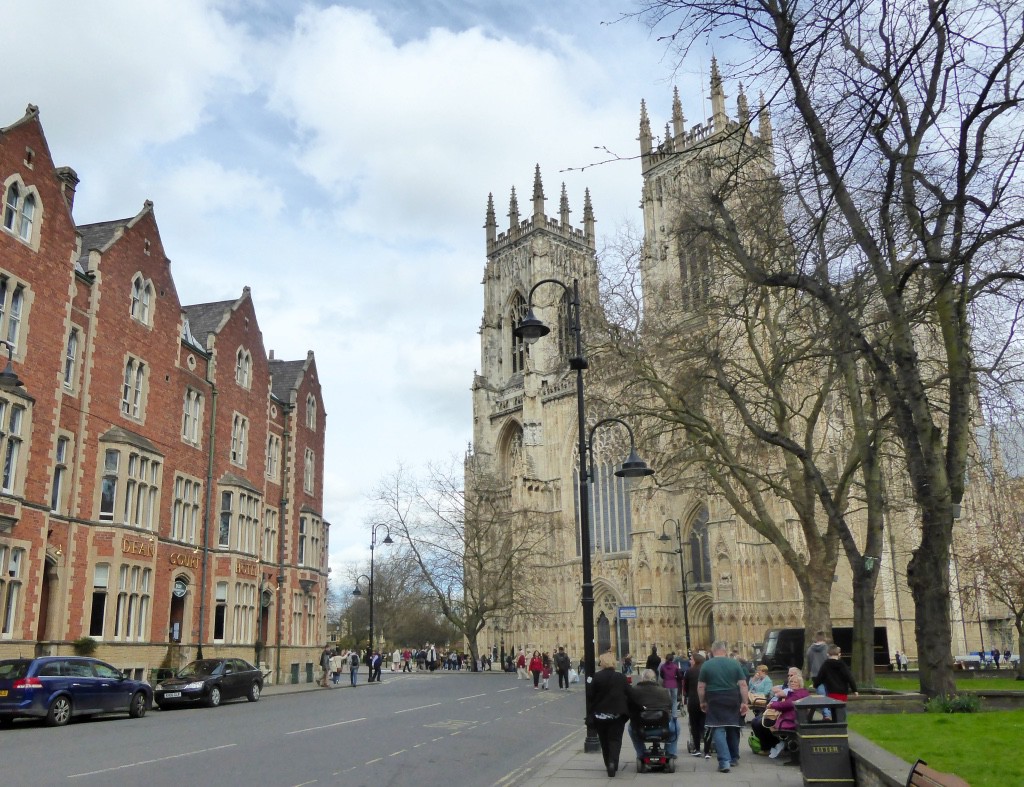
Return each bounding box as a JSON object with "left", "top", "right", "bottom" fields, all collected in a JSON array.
[
  {"left": 163, "top": 692, "right": 182, "bottom": 698},
  {"left": 0, "top": 690, "right": 7, "bottom": 697}
]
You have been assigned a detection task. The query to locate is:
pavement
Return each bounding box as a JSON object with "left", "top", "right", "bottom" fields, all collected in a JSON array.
[
  {"left": 515, "top": 727, "right": 806, "bottom": 786},
  {"left": 261, "top": 674, "right": 807, "bottom": 786}
]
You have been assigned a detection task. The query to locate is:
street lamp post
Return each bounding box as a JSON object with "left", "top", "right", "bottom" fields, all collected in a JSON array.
[
  {"left": 659, "top": 518, "right": 692, "bottom": 657},
  {"left": 352, "top": 523, "right": 393, "bottom": 654},
  {"left": 351, "top": 573, "right": 371, "bottom": 652},
  {"left": 516, "top": 277, "right": 654, "bottom": 754}
]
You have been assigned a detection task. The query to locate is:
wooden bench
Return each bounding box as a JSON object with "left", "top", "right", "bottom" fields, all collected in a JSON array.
[{"left": 906, "top": 759, "right": 970, "bottom": 787}]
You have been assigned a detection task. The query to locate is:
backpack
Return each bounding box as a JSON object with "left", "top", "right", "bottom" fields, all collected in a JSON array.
[
  {"left": 555, "top": 652, "right": 570, "bottom": 671},
  {"left": 349, "top": 652, "right": 359, "bottom": 668}
]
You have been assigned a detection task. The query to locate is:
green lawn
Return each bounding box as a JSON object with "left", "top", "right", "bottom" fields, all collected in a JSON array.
[
  {"left": 872, "top": 674, "right": 1024, "bottom": 692},
  {"left": 849, "top": 710, "right": 1024, "bottom": 786}
]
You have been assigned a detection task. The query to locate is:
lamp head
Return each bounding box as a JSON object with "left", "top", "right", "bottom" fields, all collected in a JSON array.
[
  {"left": 0, "top": 341, "right": 23, "bottom": 389},
  {"left": 382, "top": 534, "right": 394, "bottom": 545},
  {"left": 351, "top": 586, "right": 363, "bottom": 597},
  {"left": 514, "top": 310, "right": 550, "bottom": 344},
  {"left": 615, "top": 448, "right": 655, "bottom": 478}
]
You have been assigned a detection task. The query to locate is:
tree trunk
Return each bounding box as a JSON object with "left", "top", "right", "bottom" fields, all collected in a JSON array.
[
  {"left": 850, "top": 565, "right": 879, "bottom": 687},
  {"left": 907, "top": 514, "right": 957, "bottom": 697},
  {"left": 801, "top": 571, "right": 834, "bottom": 672},
  {"left": 1016, "top": 621, "right": 1023, "bottom": 681},
  {"left": 466, "top": 635, "right": 480, "bottom": 673}
]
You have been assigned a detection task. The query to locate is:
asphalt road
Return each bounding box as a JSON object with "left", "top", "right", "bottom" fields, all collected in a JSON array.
[{"left": 0, "top": 671, "right": 582, "bottom": 787}]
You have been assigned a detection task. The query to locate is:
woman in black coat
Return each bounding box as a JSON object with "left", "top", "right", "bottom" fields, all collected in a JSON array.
[
  {"left": 586, "top": 651, "right": 630, "bottom": 777},
  {"left": 683, "top": 652, "right": 707, "bottom": 756}
]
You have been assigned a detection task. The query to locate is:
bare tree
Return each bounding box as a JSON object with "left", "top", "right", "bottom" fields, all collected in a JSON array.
[
  {"left": 372, "top": 459, "right": 552, "bottom": 669},
  {"left": 634, "top": 0, "right": 1024, "bottom": 697},
  {"left": 961, "top": 426, "right": 1024, "bottom": 678},
  {"left": 338, "top": 553, "right": 460, "bottom": 650},
  {"left": 595, "top": 216, "right": 889, "bottom": 683}
]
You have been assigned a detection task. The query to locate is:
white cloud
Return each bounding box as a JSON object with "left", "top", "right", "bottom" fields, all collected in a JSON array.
[
  {"left": 1, "top": 0, "right": 253, "bottom": 149},
  {"left": 1, "top": 0, "right": 705, "bottom": 571}
]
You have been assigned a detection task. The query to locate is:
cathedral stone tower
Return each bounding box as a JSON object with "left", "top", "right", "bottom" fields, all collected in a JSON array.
[
  {"left": 472, "top": 164, "right": 597, "bottom": 489},
  {"left": 470, "top": 167, "right": 609, "bottom": 658},
  {"left": 638, "top": 58, "right": 775, "bottom": 311}
]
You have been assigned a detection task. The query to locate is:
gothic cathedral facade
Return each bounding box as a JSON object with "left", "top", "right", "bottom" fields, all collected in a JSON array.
[{"left": 469, "top": 68, "right": 929, "bottom": 666}]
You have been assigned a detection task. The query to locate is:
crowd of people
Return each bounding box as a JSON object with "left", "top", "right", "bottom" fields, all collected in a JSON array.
[
  {"left": 583, "top": 630, "right": 861, "bottom": 778},
  {"left": 319, "top": 630, "right": 870, "bottom": 779},
  {"left": 317, "top": 643, "right": 493, "bottom": 687}
]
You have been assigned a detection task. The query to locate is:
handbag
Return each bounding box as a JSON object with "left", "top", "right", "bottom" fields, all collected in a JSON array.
[{"left": 761, "top": 707, "right": 781, "bottom": 726}]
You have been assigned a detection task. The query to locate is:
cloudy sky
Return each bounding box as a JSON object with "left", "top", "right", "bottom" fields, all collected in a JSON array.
[{"left": 2, "top": 0, "right": 719, "bottom": 571}]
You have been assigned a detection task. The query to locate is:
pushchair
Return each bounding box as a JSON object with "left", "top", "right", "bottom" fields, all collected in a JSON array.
[{"left": 632, "top": 708, "right": 678, "bottom": 774}]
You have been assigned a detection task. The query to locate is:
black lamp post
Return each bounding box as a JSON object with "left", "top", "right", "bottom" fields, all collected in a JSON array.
[
  {"left": 351, "top": 573, "right": 371, "bottom": 650},
  {"left": 351, "top": 523, "right": 392, "bottom": 652},
  {"left": 516, "top": 277, "right": 654, "bottom": 754},
  {"left": 659, "top": 518, "right": 692, "bottom": 657}
]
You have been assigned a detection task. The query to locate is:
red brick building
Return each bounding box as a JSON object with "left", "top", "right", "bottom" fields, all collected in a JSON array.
[{"left": 0, "top": 105, "right": 327, "bottom": 685}]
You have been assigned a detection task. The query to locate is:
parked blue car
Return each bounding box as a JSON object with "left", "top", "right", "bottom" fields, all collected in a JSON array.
[{"left": 0, "top": 656, "right": 152, "bottom": 726}]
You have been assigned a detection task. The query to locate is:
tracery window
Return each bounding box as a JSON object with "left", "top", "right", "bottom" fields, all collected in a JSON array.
[
  {"left": 2, "top": 181, "right": 37, "bottom": 244},
  {"left": 509, "top": 293, "right": 529, "bottom": 375}
]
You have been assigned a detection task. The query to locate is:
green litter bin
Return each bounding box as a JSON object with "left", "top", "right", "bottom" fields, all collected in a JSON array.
[{"left": 794, "top": 694, "right": 854, "bottom": 786}]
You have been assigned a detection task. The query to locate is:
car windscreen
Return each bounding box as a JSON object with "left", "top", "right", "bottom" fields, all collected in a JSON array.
[
  {"left": 0, "top": 660, "right": 31, "bottom": 680},
  {"left": 177, "top": 660, "right": 223, "bottom": 678}
]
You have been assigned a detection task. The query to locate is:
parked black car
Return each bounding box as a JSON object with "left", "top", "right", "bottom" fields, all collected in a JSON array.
[
  {"left": 154, "top": 658, "right": 263, "bottom": 709},
  {"left": 0, "top": 656, "right": 152, "bottom": 726}
]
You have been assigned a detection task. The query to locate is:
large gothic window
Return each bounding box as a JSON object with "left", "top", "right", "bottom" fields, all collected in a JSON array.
[
  {"left": 509, "top": 293, "right": 529, "bottom": 374},
  {"left": 679, "top": 235, "right": 711, "bottom": 311},
  {"left": 688, "top": 506, "right": 712, "bottom": 587},
  {"left": 572, "top": 441, "right": 633, "bottom": 557},
  {"left": 500, "top": 426, "right": 524, "bottom": 481}
]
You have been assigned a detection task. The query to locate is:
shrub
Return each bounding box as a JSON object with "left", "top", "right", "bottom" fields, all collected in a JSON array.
[
  {"left": 925, "top": 694, "right": 981, "bottom": 713},
  {"left": 72, "top": 636, "right": 98, "bottom": 656}
]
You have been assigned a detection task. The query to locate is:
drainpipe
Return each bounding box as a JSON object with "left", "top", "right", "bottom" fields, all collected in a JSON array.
[
  {"left": 275, "top": 404, "right": 293, "bottom": 685},
  {"left": 196, "top": 384, "right": 218, "bottom": 659}
]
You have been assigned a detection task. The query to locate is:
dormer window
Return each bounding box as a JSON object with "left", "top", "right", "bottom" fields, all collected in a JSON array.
[
  {"left": 130, "top": 275, "right": 153, "bottom": 325},
  {"left": 2, "top": 181, "right": 38, "bottom": 245},
  {"left": 235, "top": 349, "right": 251, "bottom": 389},
  {"left": 305, "top": 394, "right": 316, "bottom": 430}
]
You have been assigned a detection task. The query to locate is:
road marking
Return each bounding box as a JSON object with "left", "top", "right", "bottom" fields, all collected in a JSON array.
[
  {"left": 457, "top": 693, "right": 487, "bottom": 700},
  {"left": 497, "top": 687, "right": 518, "bottom": 693},
  {"left": 68, "top": 744, "right": 237, "bottom": 778},
  {"left": 490, "top": 728, "right": 580, "bottom": 787},
  {"left": 389, "top": 750, "right": 406, "bottom": 757},
  {"left": 286, "top": 717, "right": 366, "bottom": 734},
  {"left": 365, "top": 757, "right": 383, "bottom": 765},
  {"left": 394, "top": 702, "right": 441, "bottom": 714}
]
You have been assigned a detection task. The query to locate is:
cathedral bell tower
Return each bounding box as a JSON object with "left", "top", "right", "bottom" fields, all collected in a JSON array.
[{"left": 471, "top": 165, "right": 598, "bottom": 492}]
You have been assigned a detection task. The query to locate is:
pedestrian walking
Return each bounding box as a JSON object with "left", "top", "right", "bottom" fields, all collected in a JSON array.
[
  {"left": 529, "top": 650, "right": 543, "bottom": 689},
  {"left": 348, "top": 649, "right": 360, "bottom": 686},
  {"left": 555, "top": 646, "right": 572, "bottom": 690},
  {"left": 319, "top": 645, "right": 332, "bottom": 688},
  {"left": 587, "top": 650, "right": 630, "bottom": 778},
  {"left": 697, "top": 640, "right": 750, "bottom": 774}
]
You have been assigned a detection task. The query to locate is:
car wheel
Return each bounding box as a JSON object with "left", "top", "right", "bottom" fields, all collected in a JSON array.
[
  {"left": 46, "top": 696, "right": 72, "bottom": 727},
  {"left": 129, "top": 691, "right": 147, "bottom": 718},
  {"left": 207, "top": 686, "right": 222, "bottom": 708},
  {"left": 247, "top": 682, "right": 261, "bottom": 702},
  {"left": 636, "top": 758, "right": 646, "bottom": 774},
  {"left": 0, "top": 716, "right": 13, "bottom": 727},
  {"left": 665, "top": 758, "right": 676, "bottom": 774}
]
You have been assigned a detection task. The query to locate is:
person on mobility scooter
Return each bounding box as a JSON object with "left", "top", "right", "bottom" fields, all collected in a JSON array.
[{"left": 626, "top": 668, "right": 679, "bottom": 773}]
